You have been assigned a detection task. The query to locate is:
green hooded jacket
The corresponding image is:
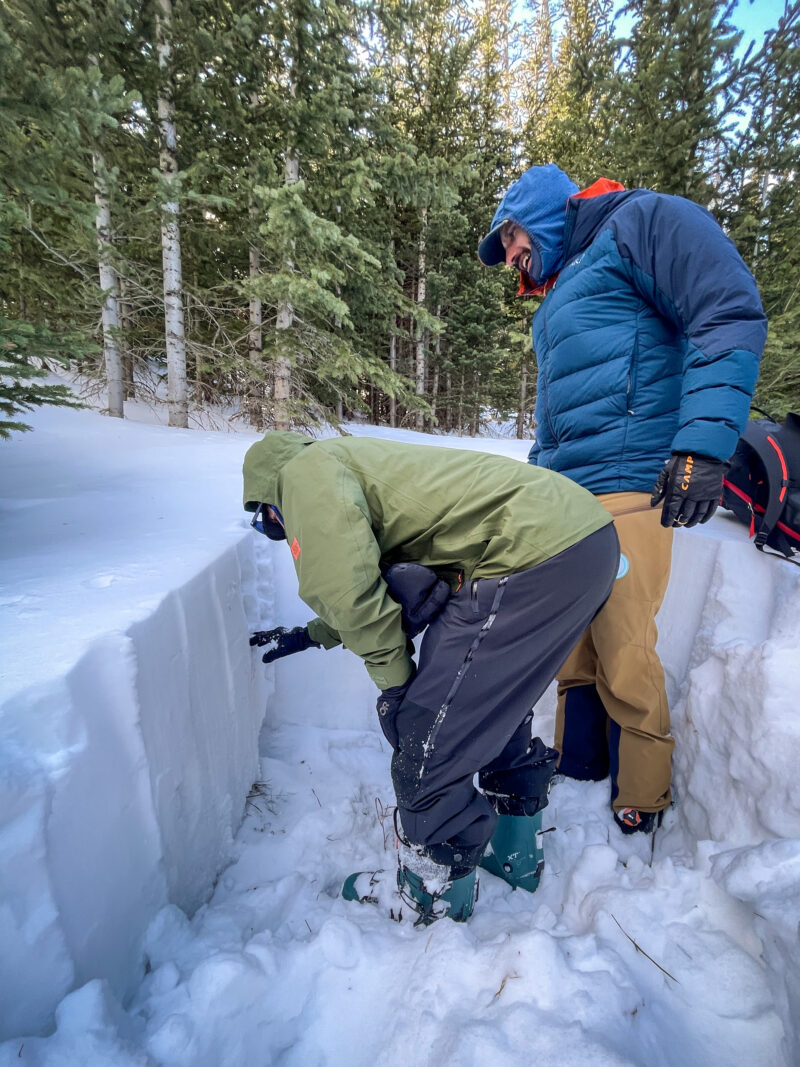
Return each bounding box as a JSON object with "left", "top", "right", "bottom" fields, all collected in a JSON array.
[{"left": 243, "top": 432, "right": 612, "bottom": 690}]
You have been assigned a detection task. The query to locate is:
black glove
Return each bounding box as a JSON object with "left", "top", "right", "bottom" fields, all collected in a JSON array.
[
  {"left": 375, "top": 672, "right": 415, "bottom": 748},
  {"left": 382, "top": 562, "right": 452, "bottom": 638},
  {"left": 650, "top": 452, "right": 727, "bottom": 529},
  {"left": 249, "top": 626, "right": 321, "bottom": 664}
]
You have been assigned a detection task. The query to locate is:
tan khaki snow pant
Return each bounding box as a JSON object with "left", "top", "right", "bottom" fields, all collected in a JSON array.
[{"left": 554, "top": 491, "right": 674, "bottom": 813}]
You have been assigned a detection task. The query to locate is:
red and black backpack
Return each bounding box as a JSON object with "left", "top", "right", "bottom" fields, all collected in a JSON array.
[{"left": 721, "top": 410, "right": 800, "bottom": 565}]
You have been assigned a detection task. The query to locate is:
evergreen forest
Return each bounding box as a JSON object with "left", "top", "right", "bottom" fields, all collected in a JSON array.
[{"left": 2, "top": 0, "right": 799, "bottom": 439}]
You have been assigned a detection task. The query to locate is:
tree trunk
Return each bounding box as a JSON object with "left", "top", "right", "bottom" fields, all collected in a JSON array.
[
  {"left": 389, "top": 233, "right": 397, "bottom": 428},
  {"left": 429, "top": 302, "right": 441, "bottom": 431},
  {"left": 389, "top": 331, "right": 397, "bottom": 428},
  {"left": 457, "top": 368, "right": 465, "bottom": 436},
  {"left": 414, "top": 211, "right": 427, "bottom": 432},
  {"left": 156, "top": 0, "right": 188, "bottom": 429},
  {"left": 274, "top": 148, "right": 299, "bottom": 431},
  {"left": 248, "top": 234, "right": 264, "bottom": 427},
  {"left": 247, "top": 91, "right": 264, "bottom": 429},
  {"left": 92, "top": 149, "right": 123, "bottom": 418},
  {"left": 517, "top": 360, "right": 528, "bottom": 439},
  {"left": 118, "top": 274, "right": 135, "bottom": 400}
]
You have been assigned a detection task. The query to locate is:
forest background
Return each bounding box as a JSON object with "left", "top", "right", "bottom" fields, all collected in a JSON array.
[{"left": 1, "top": 0, "right": 798, "bottom": 440}]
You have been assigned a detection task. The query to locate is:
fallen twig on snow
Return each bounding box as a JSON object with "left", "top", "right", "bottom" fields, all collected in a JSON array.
[{"left": 611, "top": 915, "right": 679, "bottom": 984}]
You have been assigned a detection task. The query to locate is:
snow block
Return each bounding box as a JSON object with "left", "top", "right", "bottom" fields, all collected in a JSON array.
[
  {"left": 0, "top": 541, "right": 267, "bottom": 1040},
  {"left": 661, "top": 528, "right": 800, "bottom": 846}
]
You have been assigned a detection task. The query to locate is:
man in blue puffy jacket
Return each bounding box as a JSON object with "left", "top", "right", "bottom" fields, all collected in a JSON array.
[{"left": 479, "top": 164, "right": 767, "bottom": 834}]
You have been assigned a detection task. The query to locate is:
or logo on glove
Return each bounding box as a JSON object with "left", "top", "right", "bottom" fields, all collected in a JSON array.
[
  {"left": 375, "top": 676, "right": 414, "bottom": 749},
  {"left": 651, "top": 452, "right": 728, "bottom": 528}
]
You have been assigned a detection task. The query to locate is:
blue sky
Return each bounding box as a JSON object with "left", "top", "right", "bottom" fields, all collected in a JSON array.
[
  {"left": 732, "top": 0, "right": 787, "bottom": 48},
  {"left": 613, "top": 0, "right": 787, "bottom": 51}
]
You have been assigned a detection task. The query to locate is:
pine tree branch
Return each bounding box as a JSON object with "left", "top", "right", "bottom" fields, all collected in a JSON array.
[{"left": 22, "top": 225, "right": 94, "bottom": 282}]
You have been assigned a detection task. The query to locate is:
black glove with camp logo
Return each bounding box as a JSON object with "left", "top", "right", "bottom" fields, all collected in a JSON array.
[{"left": 651, "top": 452, "right": 727, "bottom": 528}]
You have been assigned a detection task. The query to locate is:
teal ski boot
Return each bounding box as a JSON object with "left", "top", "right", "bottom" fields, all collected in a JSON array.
[
  {"left": 479, "top": 809, "right": 545, "bottom": 892},
  {"left": 343, "top": 834, "right": 478, "bottom": 925},
  {"left": 478, "top": 741, "right": 557, "bottom": 893}
]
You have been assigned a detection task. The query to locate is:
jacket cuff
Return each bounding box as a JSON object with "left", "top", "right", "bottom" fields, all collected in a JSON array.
[
  {"left": 368, "top": 653, "right": 415, "bottom": 691},
  {"left": 307, "top": 617, "right": 342, "bottom": 649}
]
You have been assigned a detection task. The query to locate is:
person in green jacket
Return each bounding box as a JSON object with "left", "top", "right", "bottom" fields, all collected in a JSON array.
[{"left": 243, "top": 431, "right": 619, "bottom": 925}]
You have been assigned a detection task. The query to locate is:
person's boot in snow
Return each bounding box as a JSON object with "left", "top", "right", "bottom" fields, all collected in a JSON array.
[
  {"left": 477, "top": 747, "right": 556, "bottom": 892},
  {"left": 614, "top": 807, "right": 664, "bottom": 835},
  {"left": 342, "top": 822, "right": 479, "bottom": 925},
  {"left": 479, "top": 809, "right": 546, "bottom": 892}
]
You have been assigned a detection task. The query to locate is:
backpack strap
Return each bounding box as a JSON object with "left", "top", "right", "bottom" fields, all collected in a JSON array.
[{"left": 741, "top": 421, "right": 790, "bottom": 549}]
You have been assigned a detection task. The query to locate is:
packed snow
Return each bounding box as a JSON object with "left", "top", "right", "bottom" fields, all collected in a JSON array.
[{"left": 1, "top": 402, "right": 798, "bottom": 1066}]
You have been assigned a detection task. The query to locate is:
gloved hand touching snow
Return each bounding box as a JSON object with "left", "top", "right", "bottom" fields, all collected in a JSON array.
[
  {"left": 651, "top": 452, "right": 727, "bottom": 529},
  {"left": 250, "top": 626, "right": 321, "bottom": 663}
]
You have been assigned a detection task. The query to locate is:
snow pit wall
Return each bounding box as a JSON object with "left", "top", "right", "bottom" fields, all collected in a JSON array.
[
  {"left": 0, "top": 538, "right": 269, "bottom": 1040},
  {"left": 2, "top": 516, "right": 800, "bottom": 1052}
]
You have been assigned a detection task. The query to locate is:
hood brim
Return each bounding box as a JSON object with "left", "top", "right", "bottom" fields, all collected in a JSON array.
[{"left": 477, "top": 219, "right": 508, "bottom": 266}]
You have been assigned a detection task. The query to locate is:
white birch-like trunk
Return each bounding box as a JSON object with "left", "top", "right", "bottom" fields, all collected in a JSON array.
[
  {"left": 156, "top": 0, "right": 188, "bottom": 429},
  {"left": 119, "top": 274, "right": 135, "bottom": 399},
  {"left": 517, "top": 360, "right": 528, "bottom": 439},
  {"left": 93, "top": 150, "right": 123, "bottom": 418},
  {"left": 414, "top": 211, "right": 427, "bottom": 432},
  {"left": 429, "top": 302, "right": 441, "bottom": 431},
  {"left": 389, "top": 331, "right": 397, "bottom": 427},
  {"left": 388, "top": 231, "right": 397, "bottom": 428},
  {"left": 247, "top": 91, "right": 264, "bottom": 428},
  {"left": 274, "top": 150, "right": 299, "bottom": 431},
  {"left": 248, "top": 236, "right": 263, "bottom": 422}
]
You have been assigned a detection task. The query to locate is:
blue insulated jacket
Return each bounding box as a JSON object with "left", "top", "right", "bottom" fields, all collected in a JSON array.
[{"left": 523, "top": 184, "right": 767, "bottom": 494}]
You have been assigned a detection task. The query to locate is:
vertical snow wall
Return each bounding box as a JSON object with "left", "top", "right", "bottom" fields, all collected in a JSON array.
[{"left": 0, "top": 539, "right": 270, "bottom": 1039}]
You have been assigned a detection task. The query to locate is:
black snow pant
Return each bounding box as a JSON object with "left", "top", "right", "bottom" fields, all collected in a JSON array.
[{"left": 385, "top": 523, "right": 619, "bottom": 873}]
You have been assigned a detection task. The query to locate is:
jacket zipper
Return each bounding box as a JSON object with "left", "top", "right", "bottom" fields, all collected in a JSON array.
[{"left": 625, "top": 333, "right": 639, "bottom": 415}]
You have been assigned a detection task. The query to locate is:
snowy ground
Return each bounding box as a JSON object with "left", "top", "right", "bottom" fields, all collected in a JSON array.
[{"left": 1, "top": 403, "right": 799, "bottom": 1066}]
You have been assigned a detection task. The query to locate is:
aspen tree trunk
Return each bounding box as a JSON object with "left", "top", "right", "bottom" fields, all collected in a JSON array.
[
  {"left": 445, "top": 371, "right": 452, "bottom": 432},
  {"left": 92, "top": 149, "right": 123, "bottom": 418},
  {"left": 542, "top": 0, "right": 553, "bottom": 70},
  {"left": 156, "top": 0, "right": 188, "bottom": 429},
  {"left": 414, "top": 209, "right": 427, "bottom": 431},
  {"left": 389, "top": 332, "right": 397, "bottom": 427},
  {"left": 389, "top": 232, "right": 397, "bottom": 428},
  {"left": 429, "top": 304, "right": 440, "bottom": 430},
  {"left": 247, "top": 92, "right": 264, "bottom": 429},
  {"left": 503, "top": 1, "right": 511, "bottom": 119},
  {"left": 457, "top": 368, "right": 465, "bottom": 436},
  {"left": 517, "top": 360, "right": 528, "bottom": 438},
  {"left": 248, "top": 233, "right": 263, "bottom": 426},
  {"left": 274, "top": 148, "right": 299, "bottom": 431},
  {"left": 248, "top": 243, "right": 263, "bottom": 361},
  {"left": 119, "top": 275, "right": 135, "bottom": 400}
]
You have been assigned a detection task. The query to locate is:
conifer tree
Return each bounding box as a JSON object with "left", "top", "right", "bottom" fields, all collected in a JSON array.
[
  {"left": 717, "top": 3, "right": 800, "bottom": 415},
  {"left": 607, "top": 0, "right": 741, "bottom": 202},
  {"left": 522, "top": 0, "right": 615, "bottom": 184},
  {"left": 0, "top": 1, "right": 122, "bottom": 435}
]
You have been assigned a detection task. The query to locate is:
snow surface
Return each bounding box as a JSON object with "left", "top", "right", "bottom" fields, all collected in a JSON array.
[{"left": 1, "top": 404, "right": 799, "bottom": 1066}]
